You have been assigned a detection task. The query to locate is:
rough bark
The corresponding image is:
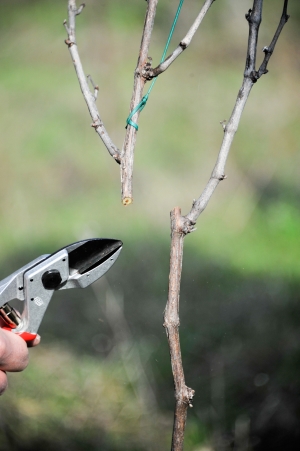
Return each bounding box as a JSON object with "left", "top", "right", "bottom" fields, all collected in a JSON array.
[{"left": 164, "top": 2, "right": 289, "bottom": 449}]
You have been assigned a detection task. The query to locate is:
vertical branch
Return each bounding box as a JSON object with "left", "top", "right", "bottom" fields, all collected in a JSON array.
[
  {"left": 163, "top": 207, "right": 195, "bottom": 451},
  {"left": 244, "top": 0, "right": 263, "bottom": 78},
  {"left": 121, "top": 0, "right": 159, "bottom": 206},
  {"left": 164, "top": 1, "right": 289, "bottom": 449}
]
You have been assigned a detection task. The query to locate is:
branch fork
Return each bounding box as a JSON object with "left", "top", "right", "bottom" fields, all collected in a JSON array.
[
  {"left": 164, "top": 2, "right": 289, "bottom": 449},
  {"left": 65, "top": 0, "right": 218, "bottom": 203}
]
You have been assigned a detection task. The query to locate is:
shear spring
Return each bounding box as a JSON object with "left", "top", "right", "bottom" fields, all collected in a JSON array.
[{"left": 0, "top": 303, "right": 21, "bottom": 328}]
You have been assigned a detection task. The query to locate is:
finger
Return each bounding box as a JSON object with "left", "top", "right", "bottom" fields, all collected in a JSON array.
[
  {"left": 0, "top": 370, "right": 8, "bottom": 395},
  {"left": 0, "top": 328, "right": 29, "bottom": 372},
  {"left": 27, "top": 334, "right": 41, "bottom": 348}
]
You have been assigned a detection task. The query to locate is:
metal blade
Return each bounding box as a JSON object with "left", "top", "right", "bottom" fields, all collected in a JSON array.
[
  {"left": 57, "top": 238, "right": 123, "bottom": 290},
  {"left": 66, "top": 238, "right": 123, "bottom": 274}
]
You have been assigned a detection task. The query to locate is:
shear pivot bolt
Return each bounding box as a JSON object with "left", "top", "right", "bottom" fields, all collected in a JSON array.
[{"left": 42, "top": 270, "right": 62, "bottom": 290}]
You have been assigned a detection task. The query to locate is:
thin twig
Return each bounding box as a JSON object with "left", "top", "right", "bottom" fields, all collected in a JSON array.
[
  {"left": 164, "top": 1, "right": 289, "bottom": 449},
  {"left": 64, "top": 0, "right": 121, "bottom": 163},
  {"left": 121, "top": 0, "right": 159, "bottom": 205},
  {"left": 256, "top": 0, "right": 290, "bottom": 79},
  {"left": 144, "top": 0, "right": 215, "bottom": 79}
]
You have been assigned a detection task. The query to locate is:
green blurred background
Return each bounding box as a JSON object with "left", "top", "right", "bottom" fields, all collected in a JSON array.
[{"left": 0, "top": 0, "right": 299, "bottom": 449}]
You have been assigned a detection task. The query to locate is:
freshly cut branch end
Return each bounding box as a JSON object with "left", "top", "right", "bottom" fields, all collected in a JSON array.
[{"left": 122, "top": 197, "right": 133, "bottom": 206}]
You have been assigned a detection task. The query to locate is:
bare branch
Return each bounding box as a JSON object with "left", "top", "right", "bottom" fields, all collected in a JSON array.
[
  {"left": 145, "top": 0, "right": 215, "bottom": 79},
  {"left": 244, "top": 0, "right": 263, "bottom": 79},
  {"left": 65, "top": 0, "right": 121, "bottom": 163},
  {"left": 186, "top": 0, "right": 289, "bottom": 225},
  {"left": 164, "top": 1, "right": 289, "bottom": 448},
  {"left": 163, "top": 207, "right": 195, "bottom": 451},
  {"left": 121, "top": 0, "right": 159, "bottom": 205},
  {"left": 186, "top": 77, "right": 254, "bottom": 226},
  {"left": 256, "top": 0, "right": 290, "bottom": 79}
]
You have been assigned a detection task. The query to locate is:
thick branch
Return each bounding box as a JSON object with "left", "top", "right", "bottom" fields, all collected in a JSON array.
[
  {"left": 164, "top": 2, "right": 289, "bottom": 449},
  {"left": 65, "top": 0, "right": 121, "bottom": 163},
  {"left": 163, "top": 77, "right": 255, "bottom": 451},
  {"left": 146, "top": 0, "right": 215, "bottom": 79},
  {"left": 164, "top": 207, "right": 195, "bottom": 451},
  {"left": 121, "top": 0, "right": 159, "bottom": 205}
]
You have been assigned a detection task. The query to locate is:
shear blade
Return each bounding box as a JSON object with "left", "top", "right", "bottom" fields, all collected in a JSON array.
[{"left": 66, "top": 239, "right": 123, "bottom": 274}]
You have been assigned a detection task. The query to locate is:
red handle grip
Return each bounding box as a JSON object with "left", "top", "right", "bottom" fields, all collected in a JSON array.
[{"left": 2, "top": 327, "right": 37, "bottom": 343}]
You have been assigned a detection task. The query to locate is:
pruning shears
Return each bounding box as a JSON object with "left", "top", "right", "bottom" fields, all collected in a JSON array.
[{"left": 0, "top": 238, "right": 122, "bottom": 342}]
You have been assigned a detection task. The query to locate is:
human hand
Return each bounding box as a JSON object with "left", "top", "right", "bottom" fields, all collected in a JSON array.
[{"left": 0, "top": 325, "right": 40, "bottom": 395}]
